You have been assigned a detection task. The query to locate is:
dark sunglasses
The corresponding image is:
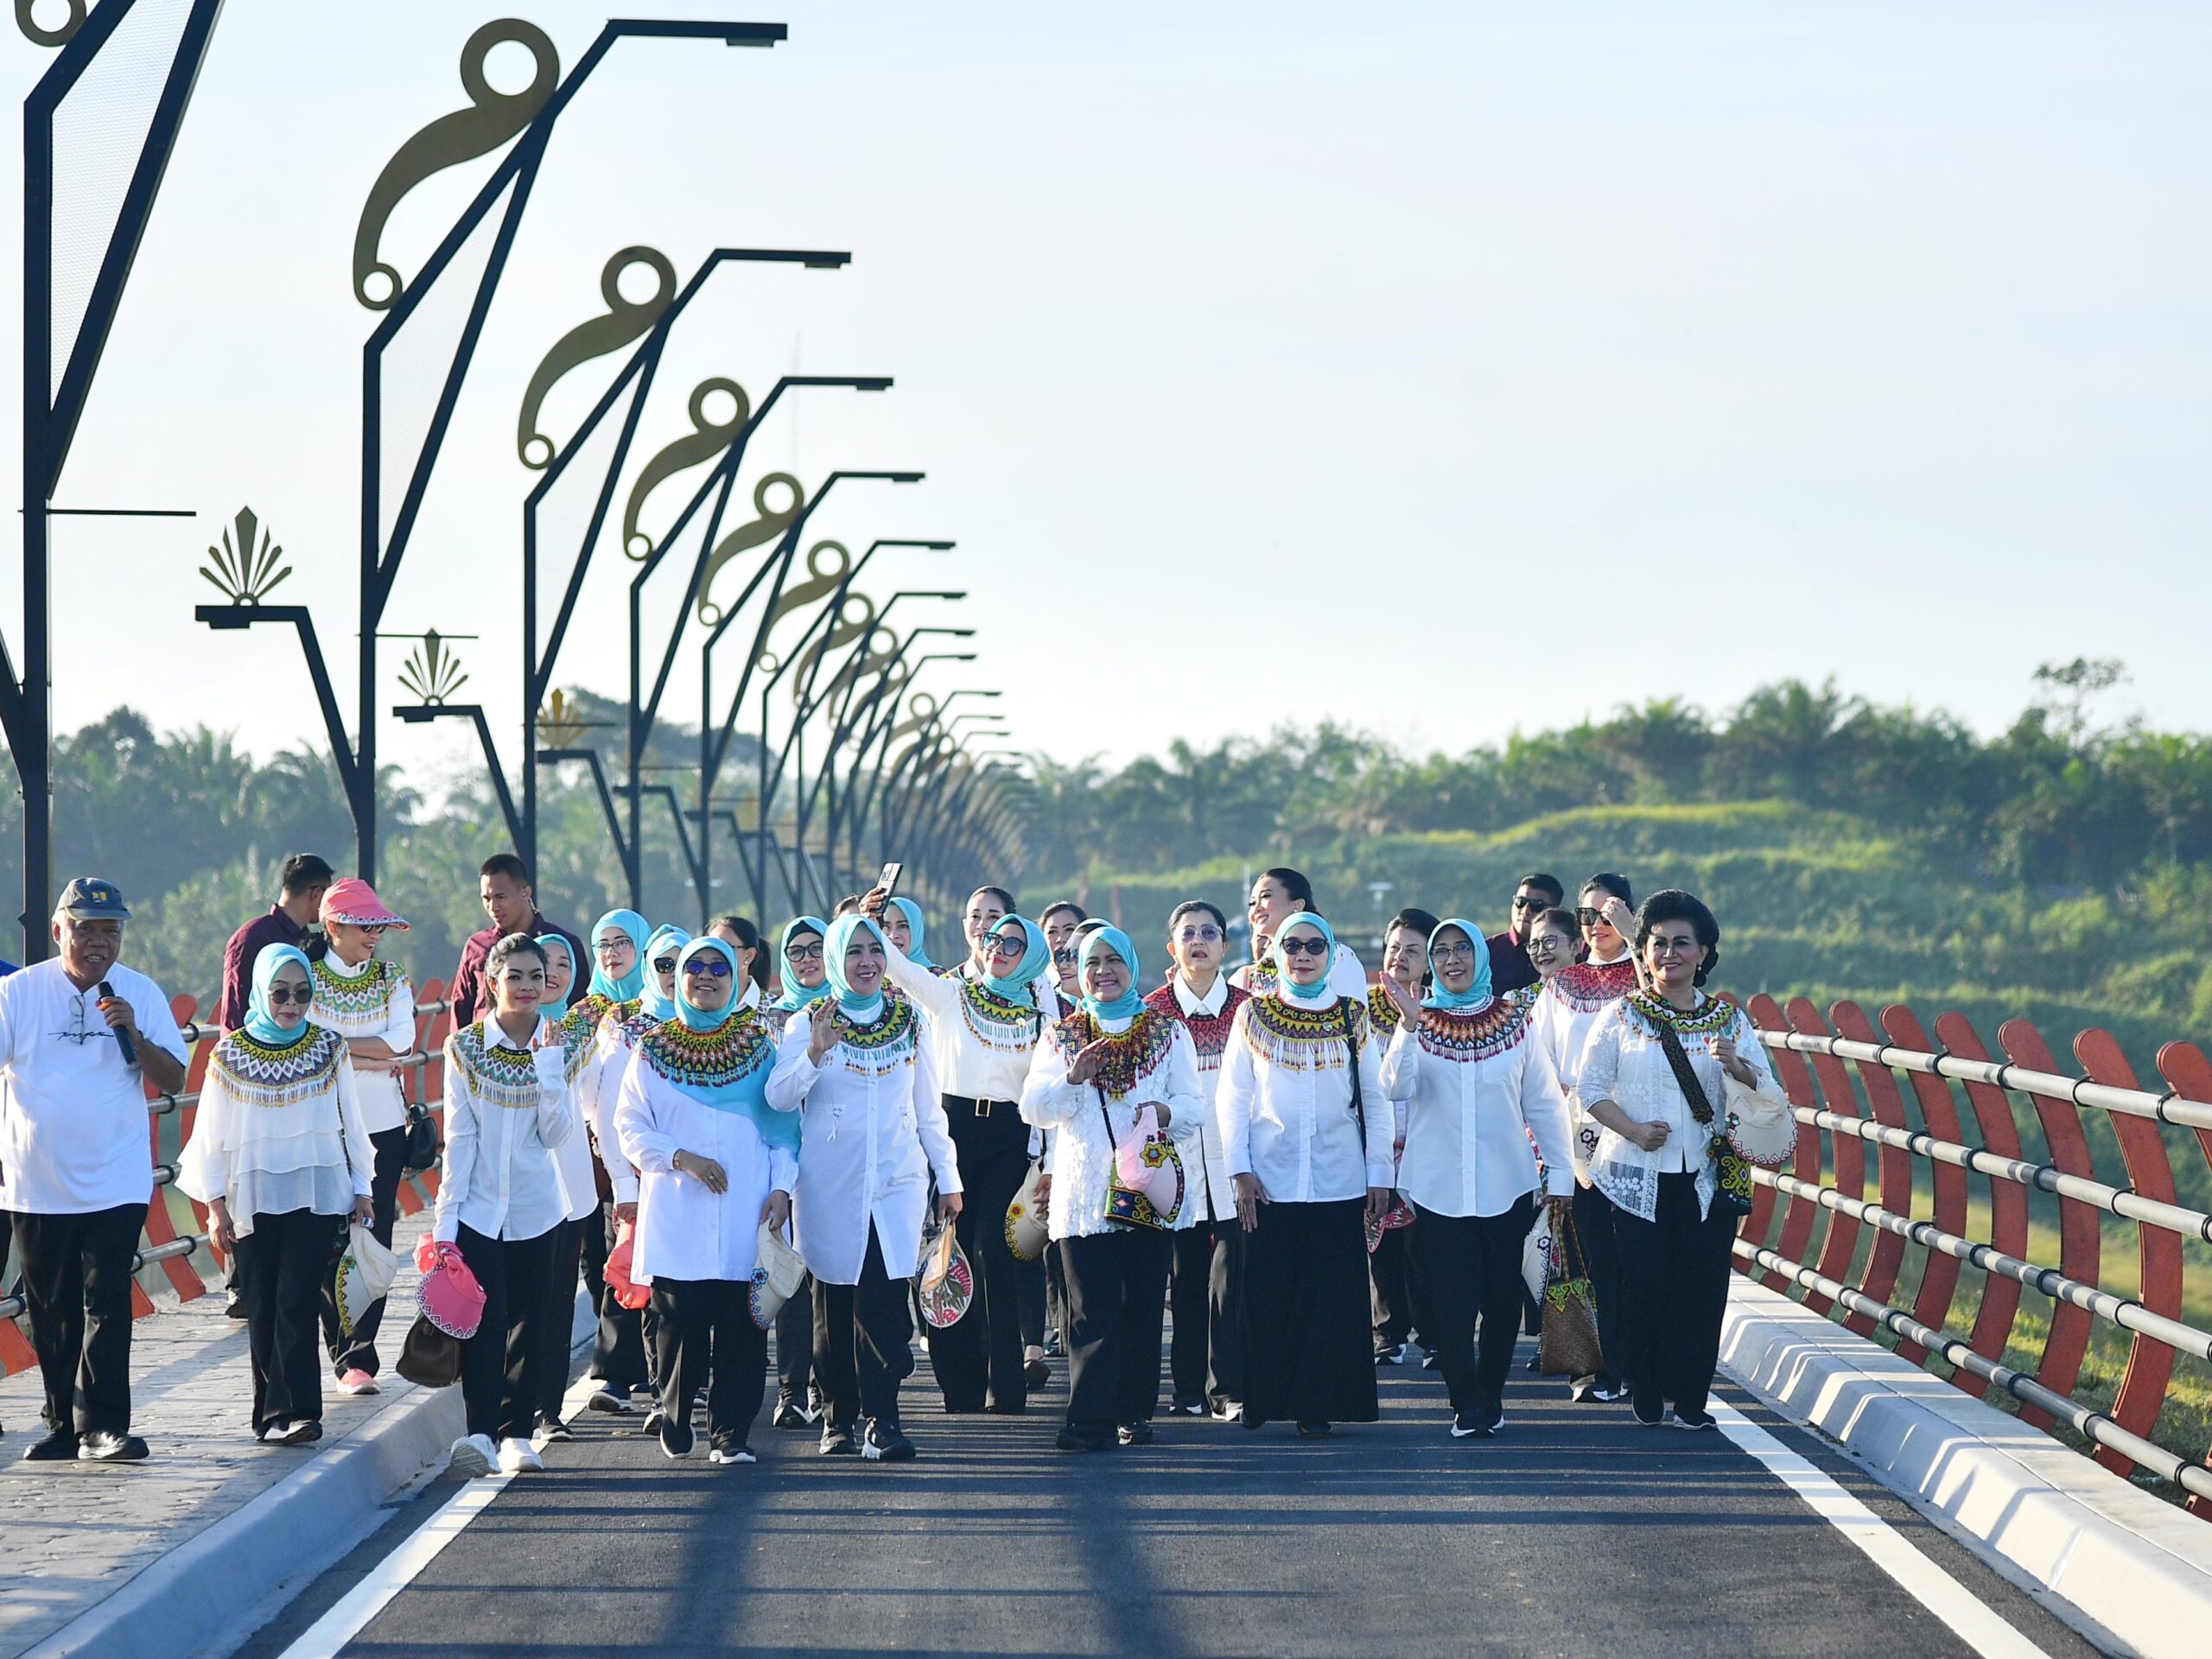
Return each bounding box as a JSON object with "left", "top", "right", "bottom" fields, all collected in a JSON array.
[
  {"left": 1512, "top": 894, "right": 1546, "bottom": 911},
  {"left": 682, "top": 957, "right": 732, "bottom": 978},
  {"left": 1576, "top": 907, "right": 1607, "bottom": 927},
  {"left": 652, "top": 955, "right": 678, "bottom": 973},
  {"left": 1277, "top": 937, "right": 1329, "bottom": 957},
  {"left": 265, "top": 986, "right": 313, "bottom": 1007}
]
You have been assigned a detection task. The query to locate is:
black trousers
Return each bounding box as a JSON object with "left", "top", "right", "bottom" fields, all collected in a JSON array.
[
  {"left": 776, "top": 1275, "right": 815, "bottom": 1404},
  {"left": 1239, "top": 1198, "right": 1376, "bottom": 1428},
  {"left": 925, "top": 1098, "right": 1031, "bottom": 1411},
  {"left": 1572, "top": 1182, "right": 1626, "bottom": 1392},
  {"left": 1206, "top": 1224, "right": 1245, "bottom": 1411},
  {"left": 1612, "top": 1174, "right": 1738, "bottom": 1420},
  {"left": 1059, "top": 1228, "right": 1174, "bottom": 1440},
  {"left": 321, "top": 1125, "right": 409, "bottom": 1377},
  {"left": 813, "top": 1227, "right": 914, "bottom": 1427},
  {"left": 454, "top": 1223, "right": 558, "bottom": 1442},
  {"left": 11, "top": 1202, "right": 146, "bottom": 1437},
  {"left": 1369, "top": 1222, "right": 1418, "bottom": 1351},
  {"left": 237, "top": 1208, "right": 340, "bottom": 1433},
  {"left": 652, "top": 1276, "right": 769, "bottom": 1446},
  {"left": 1413, "top": 1196, "right": 1535, "bottom": 1418},
  {"left": 1046, "top": 1230, "right": 1070, "bottom": 1342},
  {"left": 533, "top": 1217, "right": 586, "bottom": 1421},
  {"left": 1169, "top": 1223, "right": 1217, "bottom": 1403},
  {"left": 1017, "top": 1249, "right": 1047, "bottom": 1349},
  {"left": 586, "top": 1201, "right": 650, "bottom": 1391}
]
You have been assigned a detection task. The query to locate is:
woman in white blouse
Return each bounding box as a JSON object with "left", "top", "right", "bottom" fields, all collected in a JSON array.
[
  {"left": 615, "top": 936, "right": 794, "bottom": 1465},
  {"left": 304, "top": 878, "right": 416, "bottom": 1396},
  {"left": 1215, "top": 912, "right": 1394, "bottom": 1437},
  {"left": 767, "top": 915, "right": 961, "bottom": 1460},
  {"left": 181, "top": 944, "right": 374, "bottom": 1445},
  {"left": 868, "top": 885, "right": 1055, "bottom": 1417},
  {"left": 1578, "top": 890, "right": 1783, "bottom": 1431},
  {"left": 1230, "top": 868, "right": 1368, "bottom": 1000},
  {"left": 433, "top": 935, "right": 575, "bottom": 1478},
  {"left": 1379, "top": 919, "right": 1574, "bottom": 1439},
  {"left": 1022, "top": 926, "right": 1201, "bottom": 1452},
  {"left": 527, "top": 933, "right": 601, "bottom": 1445}
]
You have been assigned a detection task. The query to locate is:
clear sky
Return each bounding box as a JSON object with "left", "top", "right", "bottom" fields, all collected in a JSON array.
[{"left": 1, "top": 0, "right": 2205, "bottom": 789}]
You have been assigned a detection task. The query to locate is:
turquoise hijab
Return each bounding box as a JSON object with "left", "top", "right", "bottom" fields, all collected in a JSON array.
[
  {"left": 774, "top": 917, "right": 832, "bottom": 1013},
  {"left": 1077, "top": 925, "right": 1145, "bottom": 1023},
  {"left": 824, "top": 914, "right": 890, "bottom": 1021},
  {"left": 639, "top": 924, "right": 690, "bottom": 1021},
  {"left": 1423, "top": 917, "right": 1492, "bottom": 1010},
  {"left": 245, "top": 943, "right": 314, "bottom": 1047},
  {"left": 983, "top": 914, "right": 1052, "bottom": 1005},
  {"left": 536, "top": 934, "right": 576, "bottom": 1015},
  {"left": 1269, "top": 912, "right": 1338, "bottom": 1007},
  {"left": 668, "top": 938, "right": 796, "bottom": 1150},
  {"left": 588, "top": 908, "right": 649, "bottom": 1003},
  {"left": 889, "top": 897, "right": 934, "bottom": 969}
]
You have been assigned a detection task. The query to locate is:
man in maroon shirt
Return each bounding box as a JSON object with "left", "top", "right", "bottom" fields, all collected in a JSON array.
[
  {"left": 448, "top": 853, "right": 588, "bottom": 1028},
  {"left": 217, "top": 855, "right": 334, "bottom": 1033},
  {"left": 1484, "top": 871, "right": 1562, "bottom": 997}
]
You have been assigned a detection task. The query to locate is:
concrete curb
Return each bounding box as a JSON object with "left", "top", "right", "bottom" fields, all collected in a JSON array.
[
  {"left": 1720, "top": 1278, "right": 2212, "bottom": 1659},
  {"left": 23, "top": 1294, "right": 594, "bottom": 1659}
]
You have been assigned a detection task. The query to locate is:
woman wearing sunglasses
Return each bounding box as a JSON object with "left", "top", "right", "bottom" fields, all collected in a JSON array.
[
  {"left": 569, "top": 909, "right": 652, "bottom": 1415},
  {"left": 181, "top": 944, "right": 375, "bottom": 1446},
  {"left": 1230, "top": 868, "right": 1368, "bottom": 1000},
  {"left": 614, "top": 937, "right": 794, "bottom": 1465},
  {"left": 1366, "top": 906, "right": 1440, "bottom": 1370},
  {"left": 760, "top": 917, "right": 831, "bottom": 1427},
  {"left": 1145, "top": 899, "right": 1249, "bottom": 1420},
  {"left": 766, "top": 915, "right": 961, "bottom": 1459},
  {"left": 1377, "top": 920, "right": 1575, "bottom": 1439},
  {"left": 1529, "top": 874, "right": 1639, "bottom": 1404},
  {"left": 305, "top": 879, "right": 416, "bottom": 1397},
  {"left": 1022, "top": 926, "right": 1201, "bottom": 1452},
  {"left": 1215, "top": 913, "right": 1395, "bottom": 1436},
  {"left": 765, "top": 917, "right": 832, "bottom": 1037},
  {"left": 867, "top": 882, "right": 1058, "bottom": 1416}
]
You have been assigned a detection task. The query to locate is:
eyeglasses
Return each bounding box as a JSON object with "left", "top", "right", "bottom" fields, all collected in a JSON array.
[
  {"left": 652, "top": 956, "right": 678, "bottom": 973},
  {"left": 1277, "top": 937, "right": 1328, "bottom": 957},
  {"left": 1431, "top": 941, "right": 1476, "bottom": 963},
  {"left": 340, "top": 923, "right": 390, "bottom": 938},
  {"left": 682, "top": 958, "right": 732, "bottom": 978},
  {"left": 266, "top": 986, "right": 313, "bottom": 1007},
  {"left": 785, "top": 942, "right": 824, "bottom": 963},
  {"left": 988, "top": 933, "right": 1027, "bottom": 957},
  {"left": 594, "top": 939, "right": 631, "bottom": 957},
  {"left": 1177, "top": 925, "right": 1222, "bottom": 944}
]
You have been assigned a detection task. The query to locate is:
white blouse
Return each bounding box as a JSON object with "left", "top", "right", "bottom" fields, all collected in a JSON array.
[
  {"left": 1020, "top": 1008, "right": 1203, "bottom": 1240},
  {"left": 431, "top": 1016, "right": 575, "bottom": 1244},
  {"left": 1214, "top": 993, "right": 1394, "bottom": 1205},
  {"left": 581, "top": 1001, "right": 650, "bottom": 1205},
  {"left": 1527, "top": 954, "right": 1638, "bottom": 1182},
  {"left": 307, "top": 952, "right": 416, "bottom": 1135},
  {"left": 765, "top": 999, "right": 959, "bottom": 1286},
  {"left": 1144, "top": 975, "right": 1249, "bottom": 1224},
  {"left": 178, "top": 1027, "right": 374, "bottom": 1234},
  {"left": 613, "top": 1044, "right": 796, "bottom": 1286},
  {"left": 881, "top": 952, "right": 1052, "bottom": 1103},
  {"left": 1380, "top": 1001, "right": 1574, "bottom": 1219},
  {"left": 1577, "top": 993, "right": 1783, "bottom": 1224}
]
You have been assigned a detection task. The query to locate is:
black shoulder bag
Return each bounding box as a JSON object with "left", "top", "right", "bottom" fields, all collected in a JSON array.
[
  {"left": 1650, "top": 1015, "right": 1753, "bottom": 1220},
  {"left": 1338, "top": 996, "right": 1369, "bottom": 1160}
]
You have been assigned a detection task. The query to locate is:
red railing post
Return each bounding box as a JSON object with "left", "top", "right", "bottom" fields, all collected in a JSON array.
[
  {"left": 2152, "top": 1039, "right": 2212, "bottom": 1518},
  {"left": 1882, "top": 1003, "right": 1969, "bottom": 1365},
  {"left": 1832, "top": 1001, "right": 1914, "bottom": 1322},
  {"left": 1936, "top": 1012, "right": 2026, "bottom": 1398},
  {"left": 1793, "top": 998, "right": 1871, "bottom": 1331},
  {"left": 1998, "top": 1019, "right": 2101, "bottom": 1431},
  {"left": 1747, "top": 994, "right": 1821, "bottom": 1294}
]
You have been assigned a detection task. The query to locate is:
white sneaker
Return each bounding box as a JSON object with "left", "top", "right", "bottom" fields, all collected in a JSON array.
[
  {"left": 448, "top": 1433, "right": 499, "bottom": 1478},
  {"left": 497, "top": 1437, "right": 543, "bottom": 1473}
]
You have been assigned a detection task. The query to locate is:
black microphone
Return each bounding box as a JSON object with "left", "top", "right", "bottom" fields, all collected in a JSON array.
[{"left": 97, "top": 981, "right": 137, "bottom": 1065}]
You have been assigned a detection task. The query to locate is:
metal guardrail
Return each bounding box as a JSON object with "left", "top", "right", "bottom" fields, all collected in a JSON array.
[{"left": 1738, "top": 993, "right": 2212, "bottom": 1518}]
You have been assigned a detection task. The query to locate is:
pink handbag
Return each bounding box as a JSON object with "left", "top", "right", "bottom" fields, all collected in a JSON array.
[
  {"left": 605, "top": 1224, "right": 651, "bottom": 1311},
  {"left": 416, "top": 1240, "right": 487, "bottom": 1339}
]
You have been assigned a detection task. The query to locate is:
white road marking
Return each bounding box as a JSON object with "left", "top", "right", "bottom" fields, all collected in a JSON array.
[{"left": 1710, "top": 1400, "right": 2050, "bottom": 1659}]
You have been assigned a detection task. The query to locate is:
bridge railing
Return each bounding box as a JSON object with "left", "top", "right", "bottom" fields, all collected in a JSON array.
[
  {"left": 0, "top": 982, "right": 457, "bottom": 1375},
  {"left": 1737, "top": 993, "right": 2212, "bottom": 1518}
]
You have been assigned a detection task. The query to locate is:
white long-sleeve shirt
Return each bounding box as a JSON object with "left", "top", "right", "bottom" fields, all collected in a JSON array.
[
  {"left": 1143, "top": 976, "right": 1249, "bottom": 1224},
  {"left": 1527, "top": 954, "right": 1638, "bottom": 1181},
  {"left": 431, "top": 1016, "right": 575, "bottom": 1244},
  {"left": 1020, "top": 1008, "right": 1203, "bottom": 1239},
  {"left": 1380, "top": 1001, "right": 1574, "bottom": 1218},
  {"left": 177, "top": 1026, "right": 374, "bottom": 1233},
  {"left": 308, "top": 952, "right": 416, "bottom": 1135},
  {"left": 613, "top": 1041, "right": 795, "bottom": 1285},
  {"left": 881, "top": 951, "right": 1053, "bottom": 1103},
  {"left": 1214, "top": 992, "right": 1393, "bottom": 1204},
  {"left": 765, "top": 999, "right": 958, "bottom": 1285}
]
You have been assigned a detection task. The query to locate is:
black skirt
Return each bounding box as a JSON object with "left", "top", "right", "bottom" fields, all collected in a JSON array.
[{"left": 1237, "top": 1198, "right": 1377, "bottom": 1427}]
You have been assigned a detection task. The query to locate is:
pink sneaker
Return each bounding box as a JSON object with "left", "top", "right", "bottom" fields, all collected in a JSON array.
[{"left": 338, "top": 1369, "right": 379, "bottom": 1395}]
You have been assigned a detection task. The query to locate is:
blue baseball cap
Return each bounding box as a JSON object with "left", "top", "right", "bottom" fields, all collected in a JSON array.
[{"left": 56, "top": 878, "right": 130, "bottom": 920}]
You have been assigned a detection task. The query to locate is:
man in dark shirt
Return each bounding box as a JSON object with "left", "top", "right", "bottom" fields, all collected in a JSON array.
[
  {"left": 448, "top": 853, "right": 588, "bottom": 1028},
  {"left": 217, "top": 855, "right": 334, "bottom": 1033},
  {"left": 1485, "top": 870, "right": 1562, "bottom": 996}
]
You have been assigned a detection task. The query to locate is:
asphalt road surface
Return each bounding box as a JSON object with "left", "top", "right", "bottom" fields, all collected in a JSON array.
[{"left": 235, "top": 1338, "right": 2105, "bottom": 1659}]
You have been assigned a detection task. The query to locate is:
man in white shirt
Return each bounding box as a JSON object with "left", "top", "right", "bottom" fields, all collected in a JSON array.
[{"left": 0, "top": 880, "right": 188, "bottom": 1464}]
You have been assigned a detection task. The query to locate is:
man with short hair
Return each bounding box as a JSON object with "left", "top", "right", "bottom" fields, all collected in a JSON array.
[
  {"left": 0, "top": 880, "right": 188, "bottom": 1463},
  {"left": 217, "top": 854, "right": 334, "bottom": 1034},
  {"left": 448, "top": 855, "right": 587, "bottom": 1028},
  {"left": 1486, "top": 872, "right": 1563, "bottom": 996}
]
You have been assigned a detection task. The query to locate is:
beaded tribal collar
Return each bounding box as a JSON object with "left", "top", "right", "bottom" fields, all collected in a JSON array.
[
  {"left": 956, "top": 975, "right": 1043, "bottom": 1053},
  {"left": 639, "top": 1008, "right": 777, "bottom": 1093},
  {"left": 1366, "top": 982, "right": 1402, "bottom": 1034},
  {"left": 210, "top": 1024, "right": 346, "bottom": 1107},
  {"left": 446, "top": 1025, "right": 547, "bottom": 1109},
  {"left": 1242, "top": 993, "right": 1370, "bottom": 1072},
  {"left": 308, "top": 955, "right": 405, "bottom": 1027},
  {"left": 1622, "top": 989, "right": 1735, "bottom": 1039},
  {"left": 1548, "top": 957, "right": 1638, "bottom": 1014},
  {"left": 1143, "top": 981, "right": 1249, "bottom": 1069},
  {"left": 1052, "top": 1007, "right": 1179, "bottom": 1101},
  {"left": 828, "top": 995, "right": 921, "bottom": 1077},
  {"left": 1413, "top": 997, "right": 1530, "bottom": 1064}
]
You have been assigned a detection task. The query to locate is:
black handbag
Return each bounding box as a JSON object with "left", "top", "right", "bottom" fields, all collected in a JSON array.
[
  {"left": 396, "top": 1311, "right": 464, "bottom": 1389},
  {"left": 403, "top": 1103, "right": 441, "bottom": 1174},
  {"left": 1652, "top": 1014, "right": 1754, "bottom": 1219}
]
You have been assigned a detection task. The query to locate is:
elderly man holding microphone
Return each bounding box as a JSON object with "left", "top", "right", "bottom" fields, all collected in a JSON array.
[{"left": 0, "top": 880, "right": 188, "bottom": 1463}]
